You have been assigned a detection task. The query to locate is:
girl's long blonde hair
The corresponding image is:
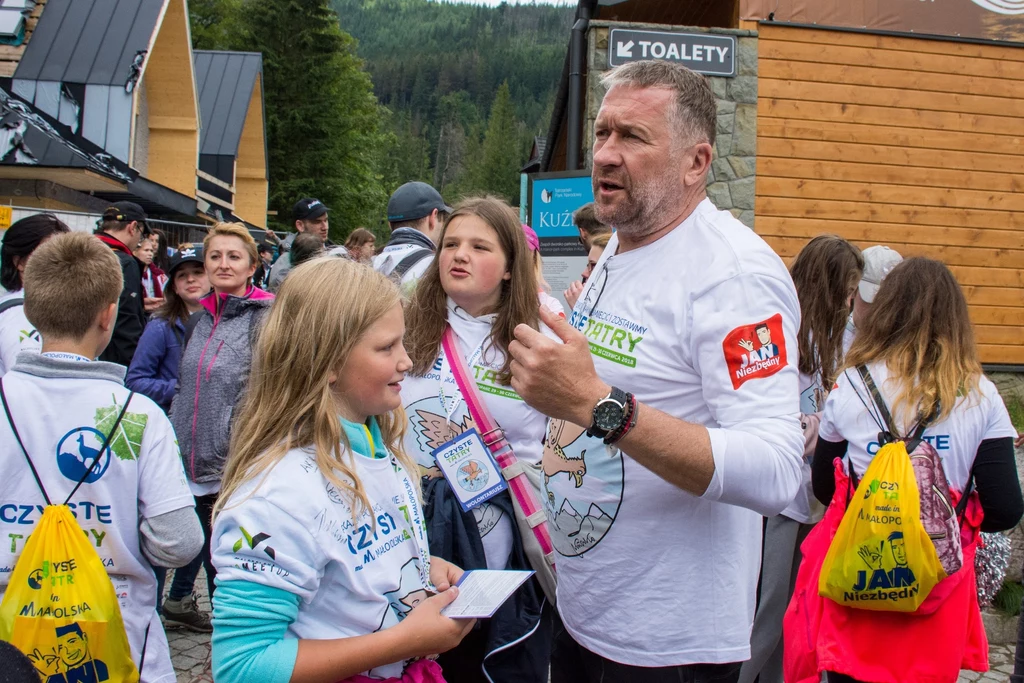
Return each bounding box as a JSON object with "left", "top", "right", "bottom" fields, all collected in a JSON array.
[
  {"left": 844, "top": 257, "right": 982, "bottom": 430},
  {"left": 216, "top": 258, "right": 415, "bottom": 518}
]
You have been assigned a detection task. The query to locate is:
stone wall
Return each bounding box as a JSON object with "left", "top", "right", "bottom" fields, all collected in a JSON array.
[{"left": 585, "top": 22, "right": 758, "bottom": 228}]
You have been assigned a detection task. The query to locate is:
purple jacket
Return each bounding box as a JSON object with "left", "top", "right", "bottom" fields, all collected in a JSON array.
[{"left": 126, "top": 316, "right": 185, "bottom": 412}]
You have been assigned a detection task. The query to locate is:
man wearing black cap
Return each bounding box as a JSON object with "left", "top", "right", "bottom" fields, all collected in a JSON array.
[
  {"left": 266, "top": 197, "right": 342, "bottom": 292},
  {"left": 95, "top": 201, "right": 149, "bottom": 366},
  {"left": 373, "top": 181, "right": 452, "bottom": 288}
]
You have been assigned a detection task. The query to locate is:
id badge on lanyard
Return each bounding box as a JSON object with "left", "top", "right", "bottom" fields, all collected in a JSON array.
[{"left": 432, "top": 337, "right": 507, "bottom": 511}]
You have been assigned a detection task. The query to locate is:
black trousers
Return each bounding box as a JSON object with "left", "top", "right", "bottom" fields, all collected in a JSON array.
[
  {"left": 826, "top": 674, "right": 863, "bottom": 683},
  {"left": 550, "top": 612, "right": 741, "bottom": 683}
]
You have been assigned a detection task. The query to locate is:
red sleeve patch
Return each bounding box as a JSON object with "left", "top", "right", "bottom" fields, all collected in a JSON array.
[{"left": 722, "top": 313, "right": 788, "bottom": 390}]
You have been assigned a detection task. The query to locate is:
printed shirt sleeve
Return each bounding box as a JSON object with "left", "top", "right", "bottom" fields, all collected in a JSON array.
[
  {"left": 212, "top": 495, "right": 327, "bottom": 602},
  {"left": 690, "top": 270, "right": 804, "bottom": 516},
  {"left": 0, "top": 309, "right": 39, "bottom": 373},
  {"left": 136, "top": 409, "right": 195, "bottom": 520}
]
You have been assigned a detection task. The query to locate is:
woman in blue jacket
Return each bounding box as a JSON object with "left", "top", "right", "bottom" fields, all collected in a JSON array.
[{"left": 127, "top": 244, "right": 208, "bottom": 411}]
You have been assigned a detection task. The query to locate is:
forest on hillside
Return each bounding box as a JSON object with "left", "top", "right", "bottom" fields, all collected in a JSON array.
[
  {"left": 189, "top": 0, "right": 572, "bottom": 236},
  {"left": 334, "top": 0, "right": 573, "bottom": 203}
]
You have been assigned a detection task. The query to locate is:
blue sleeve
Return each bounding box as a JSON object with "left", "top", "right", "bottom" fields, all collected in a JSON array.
[
  {"left": 126, "top": 320, "right": 177, "bottom": 407},
  {"left": 212, "top": 579, "right": 300, "bottom": 683}
]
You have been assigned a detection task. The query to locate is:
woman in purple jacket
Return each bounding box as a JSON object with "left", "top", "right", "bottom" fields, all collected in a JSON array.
[{"left": 127, "top": 244, "right": 209, "bottom": 412}]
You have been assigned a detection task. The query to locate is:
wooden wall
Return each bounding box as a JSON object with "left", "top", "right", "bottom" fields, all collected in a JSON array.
[
  {"left": 0, "top": 0, "right": 45, "bottom": 77},
  {"left": 754, "top": 24, "right": 1024, "bottom": 365},
  {"left": 140, "top": 0, "right": 199, "bottom": 201}
]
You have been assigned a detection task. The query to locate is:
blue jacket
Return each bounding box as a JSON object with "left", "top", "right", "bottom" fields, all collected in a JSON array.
[{"left": 126, "top": 316, "right": 185, "bottom": 412}]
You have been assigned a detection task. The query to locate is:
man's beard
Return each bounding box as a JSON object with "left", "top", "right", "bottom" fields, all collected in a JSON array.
[{"left": 592, "top": 167, "right": 681, "bottom": 240}]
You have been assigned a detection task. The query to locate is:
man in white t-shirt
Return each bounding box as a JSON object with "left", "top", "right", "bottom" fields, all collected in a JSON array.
[
  {"left": 843, "top": 245, "right": 903, "bottom": 353},
  {"left": 508, "top": 61, "right": 804, "bottom": 682},
  {"left": 373, "top": 182, "right": 451, "bottom": 289}
]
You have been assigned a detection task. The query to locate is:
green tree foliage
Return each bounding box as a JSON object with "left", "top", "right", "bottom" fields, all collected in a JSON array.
[
  {"left": 189, "top": 0, "right": 242, "bottom": 50},
  {"left": 472, "top": 82, "right": 526, "bottom": 203},
  {"left": 232, "top": 0, "right": 390, "bottom": 238},
  {"left": 335, "top": 0, "right": 572, "bottom": 207}
]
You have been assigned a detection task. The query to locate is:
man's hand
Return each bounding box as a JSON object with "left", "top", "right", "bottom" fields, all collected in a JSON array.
[
  {"left": 143, "top": 297, "right": 163, "bottom": 313},
  {"left": 429, "top": 556, "right": 464, "bottom": 592},
  {"left": 737, "top": 339, "right": 755, "bottom": 352},
  {"left": 509, "top": 306, "right": 608, "bottom": 426}
]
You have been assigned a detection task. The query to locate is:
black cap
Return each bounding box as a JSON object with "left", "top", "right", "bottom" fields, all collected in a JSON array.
[
  {"left": 102, "top": 201, "right": 148, "bottom": 228},
  {"left": 293, "top": 198, "right": 328, "bottom": 222},
  {"left": 387, "top": 182, "right": 452, "bottom": 223},
  {"left": 168, "top": 243, "right": 204, "bottom": 276}
]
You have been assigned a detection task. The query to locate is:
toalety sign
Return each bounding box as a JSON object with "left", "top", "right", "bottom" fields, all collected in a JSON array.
[{"left": 608, "top": 28, "right": 736, "bottom": 77}]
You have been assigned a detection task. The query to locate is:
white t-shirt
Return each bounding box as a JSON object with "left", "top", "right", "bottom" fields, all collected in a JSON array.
[
  {"left": 400, "top": 300, "right": 554, "bottom": 570},
  {"left": 842, "top": 315, "right": 856, "bottom": 355},
  {"left": 0, "top": 290, "right": 40, "bottom": 376},
  {"left": 546, "top": 198, "right": 804, "bottom": 666},
  {"left": 0, "top": 364, "right": 195, "bottom": 683},
  {"left": 820, "top": 362, "right": 1017, "bottom": 491},
  {"left": 373, "top": 242, "right": 434, "bottom": 286},
  {"left": 782, "top": 371, "right": 826, "bottom": 524},
  {"left": 212, "top": 445, "right": 430, "bottom": 680}
]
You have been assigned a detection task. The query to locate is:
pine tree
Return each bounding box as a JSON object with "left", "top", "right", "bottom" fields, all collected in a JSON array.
[
  {"left": 238, "top": 0, "right": 388, "bottom": 238},
  {"left": 475, "top": 81, "right": 524, "bottom": 204}
]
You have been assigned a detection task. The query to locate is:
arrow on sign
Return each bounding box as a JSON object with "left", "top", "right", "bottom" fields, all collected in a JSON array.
[{"left": 616, "top": 40, "right": 634, "bottom": 58}]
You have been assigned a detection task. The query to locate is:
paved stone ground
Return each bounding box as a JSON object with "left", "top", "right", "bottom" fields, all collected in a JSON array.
[
  {"left": 957, "top": 644, "right": 1016, "bottom": 682},
  {"left": 162, "top": 572, "right": 1016, "bottom": 683},
  {"left": 163, "top": 568, "right": 213, "bottom": 683}
]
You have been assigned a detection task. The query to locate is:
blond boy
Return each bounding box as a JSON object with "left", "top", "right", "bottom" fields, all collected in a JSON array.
[{"left": 0, "top": 233, "right": 202, "bottom": 683}]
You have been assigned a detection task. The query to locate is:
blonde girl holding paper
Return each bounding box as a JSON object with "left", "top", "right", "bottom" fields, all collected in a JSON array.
[{"left": 210, "top": 258, "right": 473, "bottom": 683}]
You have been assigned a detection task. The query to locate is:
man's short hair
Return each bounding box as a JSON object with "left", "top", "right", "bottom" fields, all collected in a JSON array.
[
  {"left": 601, "top": 60, "right": 717, "bottom": 147},
  {"left": 55, "top": 622, "right": 84, "bottom": 638},
  {"left": 388, "top": 215, "right": 430, "bottom": 233},
  {"left": 24, "top": 233, "right": 122, "bottom": 341},
  {"left": 755, "top": 323, "right": 769, "bottom": 333},
  {"left": 572, "top": 203, "right": 610, "bottom": 238}
]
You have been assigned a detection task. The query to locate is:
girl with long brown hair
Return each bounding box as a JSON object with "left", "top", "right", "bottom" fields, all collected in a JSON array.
[
  {"left": 209, "top": 257, "right": 472, "bottom": 683},
  {"left": 787, "top": 257, "right": 1023, "bottom": 683},
  {"left": 742, "top": 235, "right": 863, "bottom": 683},
  {"left": 401, "top": 196, "right": 552, "bottom": 683}
]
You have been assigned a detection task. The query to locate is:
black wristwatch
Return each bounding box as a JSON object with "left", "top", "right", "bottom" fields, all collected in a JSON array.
[{"left": 587, "top": 387, "right": 630, "bottom": 440}]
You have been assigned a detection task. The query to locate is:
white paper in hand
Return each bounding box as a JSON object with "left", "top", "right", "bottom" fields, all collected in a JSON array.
[{"left": 440, "top": 570, "right": 534, "bottom": 619}]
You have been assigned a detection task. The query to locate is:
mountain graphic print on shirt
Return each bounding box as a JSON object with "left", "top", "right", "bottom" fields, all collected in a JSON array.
[{"left": 542, "top": 419, "right": 623, "bottom": 556}]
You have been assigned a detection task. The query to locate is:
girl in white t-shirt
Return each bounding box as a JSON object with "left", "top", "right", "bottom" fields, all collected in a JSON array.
[
  {"left": 0, "top": 214, "right": 70, "bottom": 376},
  {"left": 741, "top": 235, "right": 863, "bottom": 683},
  {"left": 788, "top": 257, "right": 1022, "bottom": 683},
  {"left": 209, "top": 258, "right": 473, "bottom": 683},
  {"left": 402, "top": 197, "right": 552, "bottom": 683}
]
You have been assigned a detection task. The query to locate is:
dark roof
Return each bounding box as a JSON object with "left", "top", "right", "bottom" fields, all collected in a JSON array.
[
  {"left": 0, "top": 85, "right": 134, "bottom": 182},
  {"left": 14, "top": 0, "right": 163, "bottom": 86},
  {"left": 193, "top": 50, "right": 262, "bottom": 157}
]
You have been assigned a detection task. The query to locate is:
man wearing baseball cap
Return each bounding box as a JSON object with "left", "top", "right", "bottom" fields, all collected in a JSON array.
[
  {"left": 267, "top": 198, "right": 344, "bottom": 291},
  {"left": 373, "top": 181, "right": 452, "bottom": 288},
  {"left": 95, "top": 201, "right": 150, "bottom": 366},
  {"left": 843, "top": 245, "right": 903, "bottom": 353}
]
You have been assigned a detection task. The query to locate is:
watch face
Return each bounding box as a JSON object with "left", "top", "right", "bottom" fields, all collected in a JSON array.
[{"left": 594, "top": 400, "right": 625, "bottom": 432}]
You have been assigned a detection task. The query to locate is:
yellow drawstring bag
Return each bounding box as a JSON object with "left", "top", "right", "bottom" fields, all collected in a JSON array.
[
  {"left": 0, "top": 386, "right": 140, "bottom": 682},
  {"left": 818, "top": 439, "right": 947, "bottom": 612}
]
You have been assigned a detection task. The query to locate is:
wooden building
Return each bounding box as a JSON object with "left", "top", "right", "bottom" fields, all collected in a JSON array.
[
  {"left": 540, "top": 0, "right": 1024, "bottom": 366},
  {"left": 0, "top": 0, "right": 268, "bottom": 228}
]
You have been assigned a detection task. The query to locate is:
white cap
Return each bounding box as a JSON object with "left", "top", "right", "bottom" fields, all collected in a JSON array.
[{"left": 859, "top": 245, "right": 903, "bottom": 304}]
